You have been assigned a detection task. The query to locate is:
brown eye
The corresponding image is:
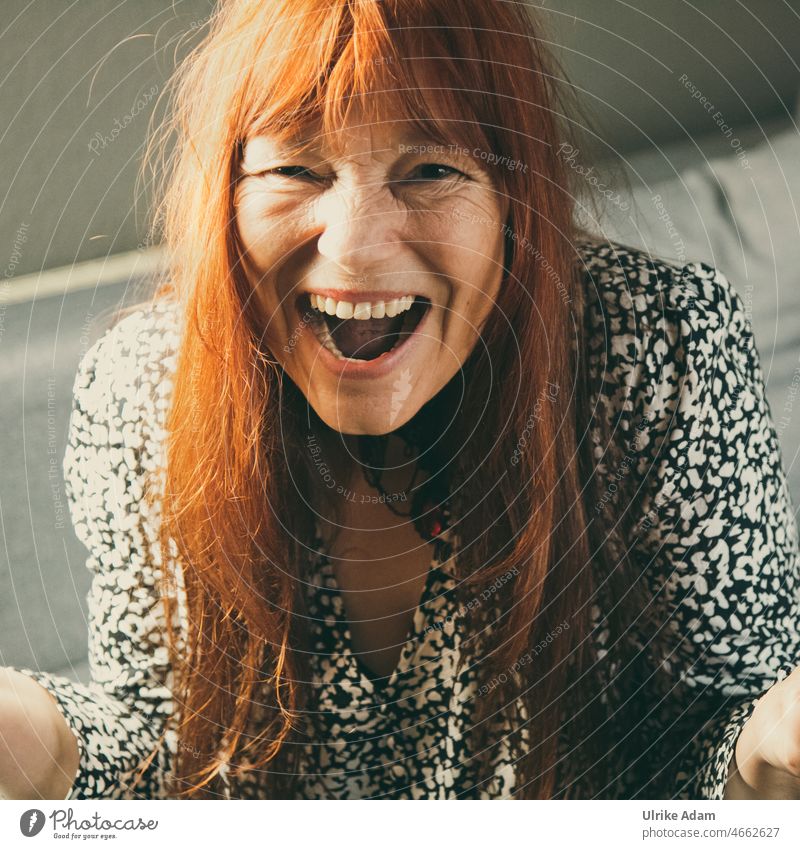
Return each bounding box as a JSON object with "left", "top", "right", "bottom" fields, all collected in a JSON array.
[
  {"left": 268, "top": 165, "right": 327, "bottom": 182},
  {"left": 402, "top": 163, "right": 466, "bottom": 184}
]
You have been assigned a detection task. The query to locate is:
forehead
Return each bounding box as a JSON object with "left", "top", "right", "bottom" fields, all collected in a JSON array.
[
  {"left": 244, "top": 73, "right": 460, "bottom": 156},
  {"left": 244, "top": 115, "right": 449, "bottom": 162}
]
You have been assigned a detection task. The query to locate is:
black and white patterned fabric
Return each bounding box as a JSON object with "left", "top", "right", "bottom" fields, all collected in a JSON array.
[{"left": 15, "top": 239, "right": 800, "bottom": 799}]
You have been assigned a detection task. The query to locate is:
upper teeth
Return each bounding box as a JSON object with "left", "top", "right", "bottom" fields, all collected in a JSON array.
[{"left": 309, "top": 293, "right": 416, "bottom": 320}]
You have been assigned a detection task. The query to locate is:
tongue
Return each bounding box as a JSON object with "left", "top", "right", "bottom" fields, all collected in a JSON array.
[{"left": 328, "top": 315, "right": 404, "bottom": 359}]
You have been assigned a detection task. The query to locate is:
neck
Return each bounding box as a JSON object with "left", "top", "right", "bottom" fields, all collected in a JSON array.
[{"left": 311, "top": 429, "right": 421, "bottom": 502}]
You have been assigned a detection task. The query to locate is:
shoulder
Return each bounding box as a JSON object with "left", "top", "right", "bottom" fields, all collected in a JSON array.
[
  {"left": 71, "top": 298, "right": 184, "bottom": 444},
  {"left": 77, "top": 297, "right": 183, "bottom": 391},
  {"left": 573, "top": 238, "right": 752, "bottom": 442},
  {"left": 65, "top": 297, "right": 183, "bottom": 502},
  {"left": 575, "top": 237, "right": 744, "bottom": 341},
  {"left": 63, "top": 298, "right": 184, "bottom": 553}
]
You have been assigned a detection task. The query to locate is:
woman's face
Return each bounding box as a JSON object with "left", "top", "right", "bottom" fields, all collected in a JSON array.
[{"left": 234, "top": 107, "right": 508, "bottom": 435}]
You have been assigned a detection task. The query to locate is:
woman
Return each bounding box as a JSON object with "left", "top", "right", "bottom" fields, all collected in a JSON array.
[{"left": 2, "top": 0, "right": 800, "bottom": 801}]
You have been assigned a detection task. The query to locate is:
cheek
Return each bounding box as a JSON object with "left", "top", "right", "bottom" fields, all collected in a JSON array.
[
  {"left": 233, "top": 193, "right": 294, "bottom": 346},
  {"left": 425, "top": 230, "right": 504, "bottom": 366},
  {"left": 425, "top": 193, "right": 505, "bottom": 277},
  {"left": 235, "top": 192, "right": 274, "bottom": 257},
  {"left": 234, "top": 182, "right": 309, "bottom": 268},
  {"left": 426, "top": 211, "right": 505, "bottom": 314}
]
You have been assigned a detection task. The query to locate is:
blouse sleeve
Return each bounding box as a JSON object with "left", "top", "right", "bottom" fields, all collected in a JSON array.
[
  {"left": 599, "top": 259, "right": 800, "bottom": 799},
  {"left": 13, "top": 310, "right": 180, "bottom": 799}
]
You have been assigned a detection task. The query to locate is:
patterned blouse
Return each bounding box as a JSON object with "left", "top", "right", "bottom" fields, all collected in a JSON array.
[{"left": 15, "top": 239, "right": 800, "bottom": 800}]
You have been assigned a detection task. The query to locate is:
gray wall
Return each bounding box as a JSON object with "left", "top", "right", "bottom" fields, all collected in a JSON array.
[
  {"left": 1, "top": 0, "right": 798, "bottom": 278},
  {"left": 0, "top": 0, "right": 214, "bottom": 279},
  {"left": 544, "top": 0, "right": 800, "bottom": 157}
]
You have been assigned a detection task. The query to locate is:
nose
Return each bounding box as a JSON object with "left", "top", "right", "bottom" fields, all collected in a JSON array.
[{"left": 315, "top": 179, "right": 405, "bottom": 275}]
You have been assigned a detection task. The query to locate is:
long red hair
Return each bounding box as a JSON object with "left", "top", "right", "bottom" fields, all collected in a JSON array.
[{"left": 134, "top": 0, "right": 648, "bottom": 798}]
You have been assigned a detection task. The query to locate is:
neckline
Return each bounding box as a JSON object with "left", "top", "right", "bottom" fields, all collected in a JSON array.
[{"left": 308, "top": 519, "right": 457, "bottom": 695}]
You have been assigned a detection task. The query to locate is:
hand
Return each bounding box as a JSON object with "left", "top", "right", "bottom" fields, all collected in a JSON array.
[
  {"left": 0, "top": 667, "right": 79, "bottom": 799},
  {"left": 728, "top": 665, "right": 800, "bottom": 799}
]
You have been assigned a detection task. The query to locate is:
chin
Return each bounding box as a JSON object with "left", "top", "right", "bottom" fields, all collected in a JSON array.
[{"left": 308, "top": 389, "right": 426, "bottom": 436}]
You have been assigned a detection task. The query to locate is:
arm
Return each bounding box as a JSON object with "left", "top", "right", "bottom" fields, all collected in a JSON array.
[
  {"left": 2, "top": 309, "right": 181, "bottom": 799},
  {"left": 0, "top": 667, "right": 80, "bottom": 799},
  {"left": 597, "top": 259, "right": 800, "bottom": 798},
  {"left": 726, "top": 665, "right": 800, "bottom": 799}
]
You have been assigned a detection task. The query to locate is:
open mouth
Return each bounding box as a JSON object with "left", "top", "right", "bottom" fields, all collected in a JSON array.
[{"left": 301, "top": 293, "right": 431, "bottom": 361}]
